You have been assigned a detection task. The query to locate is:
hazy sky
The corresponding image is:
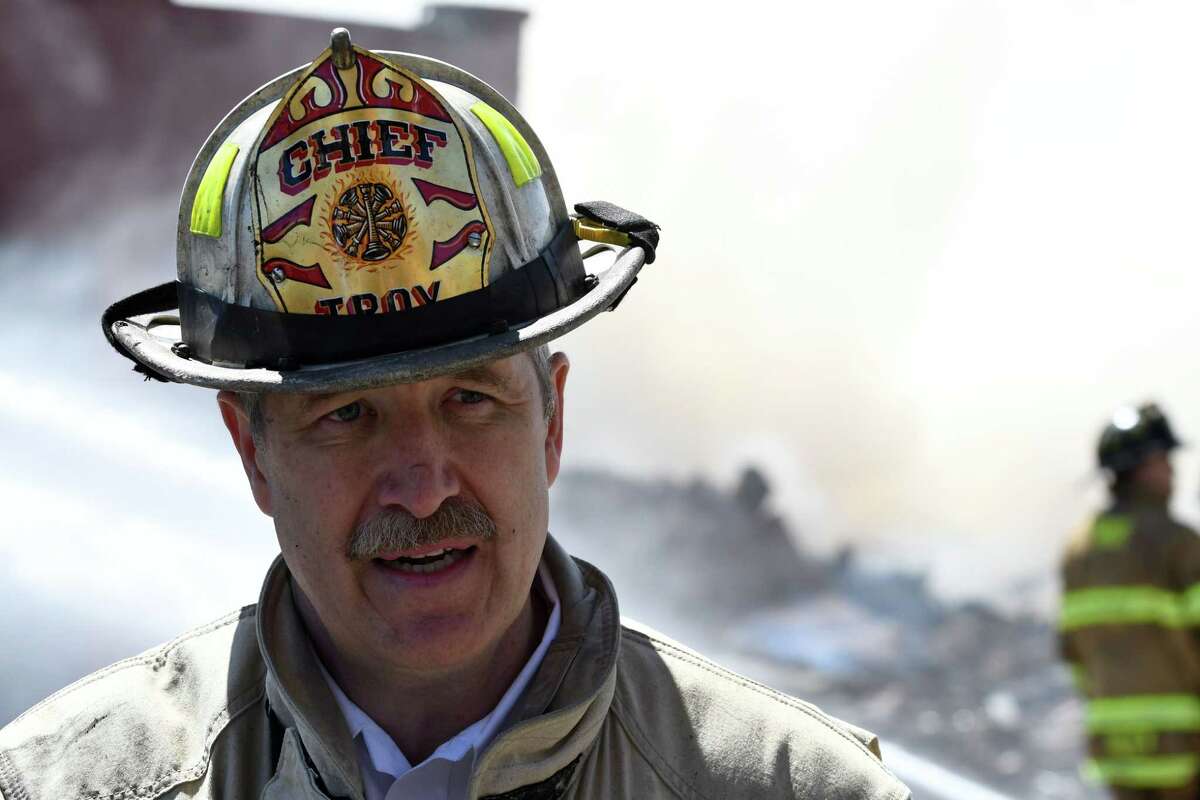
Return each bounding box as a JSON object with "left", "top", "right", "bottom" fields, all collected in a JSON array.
[
  {"left": 515, "top": 0, "right": 1200, "bottom": 599},
  {"left": 25, "top": 0, "right": 1200, "bottom": 609}
]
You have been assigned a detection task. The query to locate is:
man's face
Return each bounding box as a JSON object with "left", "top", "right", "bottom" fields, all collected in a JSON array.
[
  {"left": 1133, "top": 449, "right": 1174, "bottom": 502},
  {"left": 218, "top": 352, "right": 569, "bottom": 676}
]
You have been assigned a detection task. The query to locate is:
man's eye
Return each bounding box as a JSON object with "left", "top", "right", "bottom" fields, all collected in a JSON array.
[
  {"left": 326, "top": 402, "right": 363, "bottom": 423},
  {"left": 454, "top": 389, "right": 490, "bottom": 405}
]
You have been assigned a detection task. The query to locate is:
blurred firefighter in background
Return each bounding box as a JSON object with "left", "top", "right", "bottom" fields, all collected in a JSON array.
[{"left": 1060, "top": 403, "right": 1200, "bottom": 799}]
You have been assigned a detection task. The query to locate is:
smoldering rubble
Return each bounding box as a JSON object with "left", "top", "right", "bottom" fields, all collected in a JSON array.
[{"left": 550, "top": 466, "right": 1104, "bottom": 800}]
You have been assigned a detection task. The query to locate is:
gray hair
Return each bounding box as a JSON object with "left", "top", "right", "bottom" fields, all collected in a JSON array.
[
  {"left": 239, "top": 344, "right": 555, "bottom": 437},
  {"left": 527, "top": 344, "right": 555, "bottom": 420}
]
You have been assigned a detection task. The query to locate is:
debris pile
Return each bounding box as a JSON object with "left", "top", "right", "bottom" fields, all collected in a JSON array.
[{"left": 551, "top": 467, "right": 1103, "bottom": 800}]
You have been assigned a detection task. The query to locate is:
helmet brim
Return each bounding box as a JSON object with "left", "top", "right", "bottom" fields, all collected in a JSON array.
[{"left": 109, "top": 245, "right": 644, "bottom": 393}]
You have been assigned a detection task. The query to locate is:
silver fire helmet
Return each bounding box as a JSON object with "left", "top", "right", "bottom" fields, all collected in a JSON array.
[{"left": 103, "top": 29, "right": 659, "bottom": 393}]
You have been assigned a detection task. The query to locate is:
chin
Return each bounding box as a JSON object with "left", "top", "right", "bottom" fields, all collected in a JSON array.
[{"left": 381, "top": 612, "right": 499, "bottom": 669}]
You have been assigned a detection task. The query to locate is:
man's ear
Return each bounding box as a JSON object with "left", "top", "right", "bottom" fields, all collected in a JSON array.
[
  {"left": 216, "top": 391, "right": 273, "bottom": 517},
  {"left": 544, "top": 352, "right": 570, "bottom": 487}
]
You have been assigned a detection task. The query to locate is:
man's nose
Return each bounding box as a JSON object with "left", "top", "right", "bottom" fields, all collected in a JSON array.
[{"left": 372, "top": 413, "right": 461, "bottom": 519}]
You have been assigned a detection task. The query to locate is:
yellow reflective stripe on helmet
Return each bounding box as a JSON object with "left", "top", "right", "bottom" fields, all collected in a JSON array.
[
  {"left": 1087, "top": 695, "right": 1200, "bottom": 734},
  {"left": 1086, "top": 754, "right": 1200, "bottom": 788},
  {"left": 470, "top": 102, "right": 542, "bottom": 187},
  {"left": 1059, "top": 586, "right": 1184, "bottom": 630},
  {"left": 190, "top": 142, "right": 240, "bottom": 238}
]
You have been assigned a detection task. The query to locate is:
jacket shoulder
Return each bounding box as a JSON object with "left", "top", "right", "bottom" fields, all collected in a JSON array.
[
  {"left": 0, "top": 606, "right": 266, "bottom": 800},
  {"left": 612, "top": 619, "right": 910, "bottom": 800},
  {"left": 1131, "top": 506, "right": 1197, "bottom": 538}
]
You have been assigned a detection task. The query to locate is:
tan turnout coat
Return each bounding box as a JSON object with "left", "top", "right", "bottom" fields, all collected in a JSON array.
[
  {"left": 1060, "top": 498, "right": 1200, "bottom": 794},
  {"left": 0, "top": 537, "right": 909, "bottom": 799}
]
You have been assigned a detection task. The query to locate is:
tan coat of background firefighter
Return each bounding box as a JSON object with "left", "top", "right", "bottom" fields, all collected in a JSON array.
[{"left": 1060, "top": 403, "right": 1200, "bottom": 799}]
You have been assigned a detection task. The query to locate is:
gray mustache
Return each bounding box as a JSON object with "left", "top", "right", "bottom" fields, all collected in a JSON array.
[{"left": 347, "top": 497, "right": 497, "bottom": 560}]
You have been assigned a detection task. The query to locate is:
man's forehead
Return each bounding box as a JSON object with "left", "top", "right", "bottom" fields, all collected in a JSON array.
[
  {"left": 284, "top": 357, "right": 528, "bottom": 412},
  {"left": 448, "top": 360, "right": 525, "bottom": 391}
]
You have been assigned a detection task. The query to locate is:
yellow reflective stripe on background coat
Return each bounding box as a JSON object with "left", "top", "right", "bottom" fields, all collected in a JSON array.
[
  {"left": 1090, "top": 515, "right": 1133, "bottom": 549},
  {"left": 1087, "top": 754, "right": 1200, "bottom": 788},
  {"left": 1182, "top": 584, "right": 1200, "bottom": 624},
  {"left": 1060, "top": 586, "right": 1186, "bottom": 630},
  {"left": 1087, "top": 695, "right": 1200, "bottom": 734}
]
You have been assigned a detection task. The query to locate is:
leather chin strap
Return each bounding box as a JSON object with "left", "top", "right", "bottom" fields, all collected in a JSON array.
[
  {"left": 101, "top": 282, "right": 184, "bottom": 382},
  {"left": 573, "top": 201, "right": 660, "bottom": 263}
]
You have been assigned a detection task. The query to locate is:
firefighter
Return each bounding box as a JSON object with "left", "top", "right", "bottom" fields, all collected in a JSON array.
[
  {"left": 1060, "top": 402, "right": 1200, "bottom": 799},
  {"left": 0, "top": 30, "right": 909, "bottom": 799}
]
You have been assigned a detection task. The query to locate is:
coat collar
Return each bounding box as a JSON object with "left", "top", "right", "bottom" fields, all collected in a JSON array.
[
  {"left": 258, "top": 557, "right": 364, "bottom": 798},
  {"left": 255, "top": 534, "right": 621, "bottom": 799}
]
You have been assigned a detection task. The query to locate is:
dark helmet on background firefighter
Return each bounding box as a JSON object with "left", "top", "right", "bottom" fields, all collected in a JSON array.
[
  {"left": 102, "top": 29, "right": 658, "bottom": 392},
  {"left": 1096, "top": 402, "right": 1181, "bottom": 474}
]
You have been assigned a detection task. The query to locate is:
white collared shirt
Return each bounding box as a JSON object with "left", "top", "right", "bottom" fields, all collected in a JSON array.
[{"left": 322, "top": 565, "right": 562, "bottom": 800}]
